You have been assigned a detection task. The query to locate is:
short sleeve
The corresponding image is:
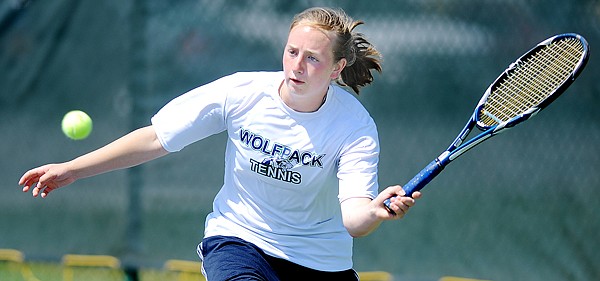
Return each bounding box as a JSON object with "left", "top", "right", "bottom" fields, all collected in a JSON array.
[
  {"left": 337, "top": 123, "right": 380, "bottom": 202},
  {"left": 151, "top": 75, "right": 233, "bottom": 152}
]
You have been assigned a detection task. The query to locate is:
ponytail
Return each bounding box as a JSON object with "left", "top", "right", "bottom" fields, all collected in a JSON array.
[{"left": 337, "top": 21, "right": 382, "bottom": 94}]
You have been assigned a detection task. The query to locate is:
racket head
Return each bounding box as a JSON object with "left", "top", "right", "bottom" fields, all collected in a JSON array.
[{"left": 475, "top": 33, "right": 590, "bottom": 130}]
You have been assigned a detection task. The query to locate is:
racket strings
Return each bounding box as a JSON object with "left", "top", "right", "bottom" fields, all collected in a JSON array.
[{"left": 480, "top": 38, "right": 584, "bottom": 127}]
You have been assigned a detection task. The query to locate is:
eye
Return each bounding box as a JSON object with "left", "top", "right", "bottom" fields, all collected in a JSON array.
[
  {"left": 287, "top": 48, "right": 298, "bottom": 57},
  {"left": 308, "top": 55, "right": 319, "bottom": 62}
]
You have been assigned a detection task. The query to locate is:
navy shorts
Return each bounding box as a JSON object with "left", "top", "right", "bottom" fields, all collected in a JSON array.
[{"left": 198, "top": 235, "right": 359, "bottom": 281}]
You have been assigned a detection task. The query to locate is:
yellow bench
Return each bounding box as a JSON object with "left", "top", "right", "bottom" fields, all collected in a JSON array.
[
  {"left": 0, "top": 249, "right": 24, "bottom": 263},
  {"left": 358, "top": 271, "right": 393, "bottom": 281},
  {"left": 62, "top": 254, "right": 123, "bottom": 281},
  {"left": 0, "top": 249, "right": 42, "bottom": 281},
  {"left": 164, "top": 259, "right": 205, "bottom": 281},
  {"left": 0, "top": 249, "right": 25, "bottom": 279}
]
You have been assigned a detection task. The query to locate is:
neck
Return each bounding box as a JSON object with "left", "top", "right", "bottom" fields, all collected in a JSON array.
[{"left": 279, "top": 82, "right": 327, "bottom": 113}]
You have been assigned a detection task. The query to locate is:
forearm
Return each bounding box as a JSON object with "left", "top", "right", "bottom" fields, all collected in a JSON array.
[
  {"left": 341, "top": 186, "right": 421, "bottom": 237},
  {"left": 341, "top": 198, "right": 382, "bottom": 237},
  {"left": 68, "top": 125, "right": 168, "bottom": 180}
]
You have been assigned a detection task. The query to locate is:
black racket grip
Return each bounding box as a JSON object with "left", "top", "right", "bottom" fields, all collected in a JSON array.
[{"left": 383, "top": 159, "right": 444, "bottom": 214}]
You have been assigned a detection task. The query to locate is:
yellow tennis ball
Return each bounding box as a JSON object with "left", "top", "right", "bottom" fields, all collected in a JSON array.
[{"left": 61, "top": 110, "right": 93, "bottom": 140}]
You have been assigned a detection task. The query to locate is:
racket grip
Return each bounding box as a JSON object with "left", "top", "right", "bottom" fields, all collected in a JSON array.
[{"left": 383, "top": 159, "right": 444, "bottom": 214}]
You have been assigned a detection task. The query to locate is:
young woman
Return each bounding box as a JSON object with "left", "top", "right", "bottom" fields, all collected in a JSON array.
[{"left": 19, "top": 7, "right": 421, "bottom": 280}]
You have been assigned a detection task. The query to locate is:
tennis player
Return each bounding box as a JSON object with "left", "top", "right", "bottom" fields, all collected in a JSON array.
[{"left": 19, "top": 7, "right": 421, "bottom": 280}]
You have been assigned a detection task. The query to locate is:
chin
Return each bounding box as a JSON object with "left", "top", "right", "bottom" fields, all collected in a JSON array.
[{"left": 285, "top": 82, "right": 304, "bottom": 95}]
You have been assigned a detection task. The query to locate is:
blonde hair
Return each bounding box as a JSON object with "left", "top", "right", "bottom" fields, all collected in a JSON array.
[{"left": 290, "top": 7, "right": 382, "bottom": 94}]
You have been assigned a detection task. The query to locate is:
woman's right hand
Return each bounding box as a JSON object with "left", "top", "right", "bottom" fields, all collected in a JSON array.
[{"left": 19, "top": 162, "right": 76, "bottom": 198}]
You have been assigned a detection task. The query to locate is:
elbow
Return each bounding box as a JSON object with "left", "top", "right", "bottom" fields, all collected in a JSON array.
[
  {"left": 344, "top": 222, "right": 378, "bottom": 238},
  {"left": 347, "top": 229, "right": 371, "bottom": 238},
  {"left": 341, "top": 198, "right": 381, "bottom": 238}
]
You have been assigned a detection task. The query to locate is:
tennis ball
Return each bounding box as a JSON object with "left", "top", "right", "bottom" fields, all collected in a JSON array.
[{"left": 61, "top": 110, "right": 93, "bottom": 140}]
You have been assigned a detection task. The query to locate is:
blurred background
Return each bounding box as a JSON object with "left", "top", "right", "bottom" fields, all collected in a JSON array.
[{"left": 1, "top": 0, "right": 599, "bottom": 280}]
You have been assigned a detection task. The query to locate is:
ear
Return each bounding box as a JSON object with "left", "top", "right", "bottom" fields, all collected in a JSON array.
[{"left": 330, "top": 58, "right": 347, "bottom": 80}]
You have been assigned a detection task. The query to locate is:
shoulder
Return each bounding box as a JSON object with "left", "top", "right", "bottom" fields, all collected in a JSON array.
[
  {"left": 217, "top": 71, "right": 282, "bottom": 117},
  {"left": 330, "top": 85, "right": 379, "bottom": 144},
  {"left": 220, "top": 71, "right": 282, "bottom": 88},
  {"left": 213, "top": 71, "right": 281, "bottom": 101},
  {"left": 329, "top": 85, "right": 376, "bottom": 126}
]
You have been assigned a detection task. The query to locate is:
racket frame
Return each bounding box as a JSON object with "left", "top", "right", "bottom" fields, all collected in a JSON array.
[{"left": 383, "top": 33, "right": 589, "bottom": 214}]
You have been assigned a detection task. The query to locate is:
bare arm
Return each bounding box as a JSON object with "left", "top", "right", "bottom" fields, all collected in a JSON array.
[
  {"left": 19, "top": 125, "right": 168, "bottom": 198},
  {"left": 341, "top": 185, "right": 421, "bottom": 237}
]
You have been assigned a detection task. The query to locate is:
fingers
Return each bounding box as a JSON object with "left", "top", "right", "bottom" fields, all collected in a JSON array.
[
  {"left": 19, "top": 169, "right": 44, "bottom": 194},
  {"left": 390, "top": 196, "right": 415, "bottom": 216},
  {"left": 32, "top": 183, "right": 54, "bottom": 198},
  {"left": 382, "top": 186, "right": 421, "bottom": 218},
  {"left": 34, "top": 171, "right": 59, "bottom": 198},
  {"left": 412, "top": 191, "right": 422, "bottom": 199},
  {"left": 19, "top": 165, "right": 58, "bottom": 198}
]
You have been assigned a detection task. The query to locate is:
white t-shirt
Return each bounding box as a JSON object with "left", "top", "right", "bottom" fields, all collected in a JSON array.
[{"left": 151, "top": 71, "right": 379, "bottom": 271}]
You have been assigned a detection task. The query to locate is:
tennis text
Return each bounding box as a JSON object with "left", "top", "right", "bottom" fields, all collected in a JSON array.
[{"left": 239, "top": 128, "right": 326, "bottom": 184}]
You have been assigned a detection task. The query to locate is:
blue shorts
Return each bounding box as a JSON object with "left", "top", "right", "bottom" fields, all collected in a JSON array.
[{"left": 197, "top": 235, "right": 359, "bottom": 281}]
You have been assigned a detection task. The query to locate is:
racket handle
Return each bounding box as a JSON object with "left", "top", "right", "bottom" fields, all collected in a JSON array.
[{"left": 383, "top": 159, "right": 444, "bottom": 214}]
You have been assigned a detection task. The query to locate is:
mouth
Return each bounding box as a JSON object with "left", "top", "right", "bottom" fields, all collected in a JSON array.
[{"left": 289, "top": 77, "right": 305, "bottom": 85}]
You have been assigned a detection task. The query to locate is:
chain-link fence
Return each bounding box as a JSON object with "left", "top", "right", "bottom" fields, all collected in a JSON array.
[{"left": 1, "top": 0, "right": 599, "bottom": 280}]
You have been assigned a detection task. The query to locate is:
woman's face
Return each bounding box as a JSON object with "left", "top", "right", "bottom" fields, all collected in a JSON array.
[{"left": 281, "top": 24, "right": 345, "bottom": 112}]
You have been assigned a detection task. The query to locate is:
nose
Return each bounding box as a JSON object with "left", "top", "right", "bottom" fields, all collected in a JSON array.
[{"left": 292, "top": 56, "right": 304, "bottom": 74}]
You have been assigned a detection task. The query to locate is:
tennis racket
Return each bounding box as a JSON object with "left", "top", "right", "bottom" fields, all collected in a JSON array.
[{"left": 384, "top": 33, "right": 589, "bottom": 214}]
